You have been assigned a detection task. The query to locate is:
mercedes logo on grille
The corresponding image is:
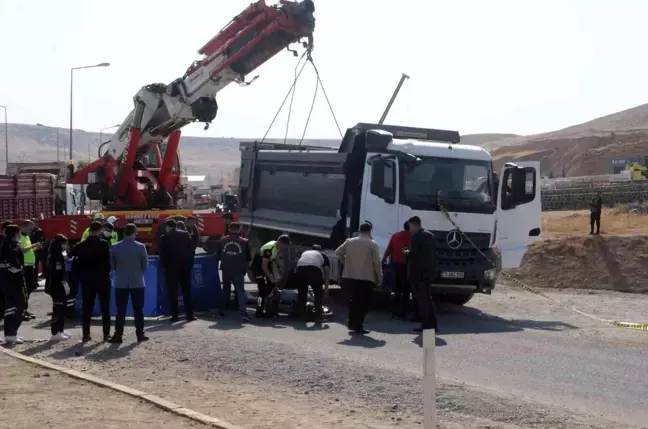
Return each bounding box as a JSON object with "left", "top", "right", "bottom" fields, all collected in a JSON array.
[{"left": 446, "top": 230, "right": 463, "bottom": 250}]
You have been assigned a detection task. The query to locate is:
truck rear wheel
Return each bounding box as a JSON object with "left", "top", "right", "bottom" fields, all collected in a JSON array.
[{"left": 437, "top": 292, "right": 474, "bottom": 306}]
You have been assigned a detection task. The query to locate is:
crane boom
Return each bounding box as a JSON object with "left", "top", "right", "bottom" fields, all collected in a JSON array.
[{"left": 71, "top": 0, "right": 315, "bottom": 210}]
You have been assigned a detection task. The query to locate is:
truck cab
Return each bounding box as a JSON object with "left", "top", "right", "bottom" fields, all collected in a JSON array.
[{"left": 238, "top": 123, "right": 542, "bottom": 305}]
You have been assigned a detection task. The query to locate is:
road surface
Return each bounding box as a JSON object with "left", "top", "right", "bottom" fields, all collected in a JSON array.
[{"left": 7, "top": 282, "right": 648, "bottom": 429}]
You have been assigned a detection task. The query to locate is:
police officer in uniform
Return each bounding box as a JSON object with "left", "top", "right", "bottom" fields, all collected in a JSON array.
[
  {"left": 0, "top": 221, "right": 11, "bottom": 320},
  {"left": 214, "top": 222, "right": 252, "bottom": 321},
  {"left": 1, "top": 224, "right": 27, "bottom": 344}
]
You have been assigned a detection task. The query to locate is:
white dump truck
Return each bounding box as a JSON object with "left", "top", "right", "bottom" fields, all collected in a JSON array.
[{"left": 237, "top": 123, "right": 541, "bottom": 306}]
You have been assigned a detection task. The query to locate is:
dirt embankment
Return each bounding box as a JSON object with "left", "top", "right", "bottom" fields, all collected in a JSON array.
[{"left": 510, "top": 235, "right": 648, "bottom": 294}]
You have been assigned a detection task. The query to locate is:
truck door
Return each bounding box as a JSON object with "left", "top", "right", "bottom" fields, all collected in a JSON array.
[
  {"left": 360, "top": 155, "right": 400, "bottom": 253},
  {"left": 494, "top": 161, "right": 541, "bottom": 269}
]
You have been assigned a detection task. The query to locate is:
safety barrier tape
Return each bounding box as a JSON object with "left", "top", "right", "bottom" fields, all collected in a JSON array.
[{"left": 435, "top": 196, "right": 648, "bottom": 332}]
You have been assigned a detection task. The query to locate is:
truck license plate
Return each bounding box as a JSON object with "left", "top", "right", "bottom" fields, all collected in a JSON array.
[{"left": 441, "top": 271, "right": 465, "bottom": 279}]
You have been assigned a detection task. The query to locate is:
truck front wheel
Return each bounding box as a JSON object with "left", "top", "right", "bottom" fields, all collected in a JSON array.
[{"left": 437, "top": 292, "right": 474, "bottom": 306}]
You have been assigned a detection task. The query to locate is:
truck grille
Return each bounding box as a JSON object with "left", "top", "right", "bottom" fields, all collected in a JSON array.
[{"left": 429, "top": 230, "right": 491, "bottom": 269}]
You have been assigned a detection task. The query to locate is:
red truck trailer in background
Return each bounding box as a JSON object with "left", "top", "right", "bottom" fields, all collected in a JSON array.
[
  {"left": 0, "top": 173, "right": 232, "bottom": 253},
  {"left": 0, "top": 173, "right": 55, "bottom": 221}
]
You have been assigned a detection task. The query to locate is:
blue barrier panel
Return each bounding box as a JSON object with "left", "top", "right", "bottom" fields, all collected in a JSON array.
[
  {"left": 157, "top": 255, "right": 222, "bottom": 316},
  {"left": 70, "top": 258, "right": 160, "bottom": 317}
]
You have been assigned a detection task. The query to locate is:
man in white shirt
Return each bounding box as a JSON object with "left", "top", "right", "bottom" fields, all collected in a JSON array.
[{"left": 296, "top": 244, "right": 330, "bottom": 324}]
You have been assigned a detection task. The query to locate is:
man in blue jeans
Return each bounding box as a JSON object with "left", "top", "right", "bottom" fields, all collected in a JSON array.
[
  {"left": 214, "top": 222, "right": 252, "bottom": 322},
  {"left": 109, "top": 223, "right": 150, "bottom": 343}
]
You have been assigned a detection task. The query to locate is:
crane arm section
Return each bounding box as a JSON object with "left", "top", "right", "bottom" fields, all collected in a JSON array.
[{"left": 107, "top": 0, "right": 315, "bottom": 161}]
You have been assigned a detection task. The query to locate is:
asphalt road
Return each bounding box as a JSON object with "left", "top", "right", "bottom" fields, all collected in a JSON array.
[{"left": 8, "top": 282, "right": 648, "bottom": 429}]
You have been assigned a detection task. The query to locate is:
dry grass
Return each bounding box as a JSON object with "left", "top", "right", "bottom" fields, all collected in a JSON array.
[{"left": 541, "top": 209, "right": 648, "bottom": 238}]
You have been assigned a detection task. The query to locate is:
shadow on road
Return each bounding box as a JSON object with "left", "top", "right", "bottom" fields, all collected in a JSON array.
[
  {"left": 323, "top": 295, "right": 578, "bottom": 336},
  {"left": 338, "top": 335, "right": 386, "bottom": 348}
]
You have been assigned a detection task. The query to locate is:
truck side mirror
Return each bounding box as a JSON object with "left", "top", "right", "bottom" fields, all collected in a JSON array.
[{"left": 370, "top": 158, "right": 396, "bottom": 204}]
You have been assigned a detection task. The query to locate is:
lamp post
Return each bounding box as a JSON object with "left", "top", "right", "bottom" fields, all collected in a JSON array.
[
  {"left": 69, "top": 63, "right": 110, "bottom": 162},
  {"left": 0, "top": 105, "right": 8, "bottom": 173}
]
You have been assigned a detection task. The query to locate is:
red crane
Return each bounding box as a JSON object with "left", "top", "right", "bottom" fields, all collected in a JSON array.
[{"left": 68, "top": 0, "right": 315, "bottom": 211}]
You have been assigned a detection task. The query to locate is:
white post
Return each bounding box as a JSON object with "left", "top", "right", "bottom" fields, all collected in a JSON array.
[{"left": 423, "top": 328, "right": 436, "bottom": 429}]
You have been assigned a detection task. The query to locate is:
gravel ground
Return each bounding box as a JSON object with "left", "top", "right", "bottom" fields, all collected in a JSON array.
[
  {"left": 5, "top": 281, "right": 648, "bottom": 429},
  {"left": 0, "top": 352, "right": 204, "bottom": 429}
]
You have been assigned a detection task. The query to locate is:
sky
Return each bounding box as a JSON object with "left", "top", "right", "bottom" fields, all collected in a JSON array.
[{"left": 1, "top": 0, "right": 647, "bottom": 140}]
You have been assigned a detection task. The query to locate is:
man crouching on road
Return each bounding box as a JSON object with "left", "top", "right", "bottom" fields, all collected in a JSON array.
[
  {"left": 259, "top": 235, "right": 295, "bottom": 318},
  {"left": 214, "top": 222, "right": 252, "bottom": 322}
]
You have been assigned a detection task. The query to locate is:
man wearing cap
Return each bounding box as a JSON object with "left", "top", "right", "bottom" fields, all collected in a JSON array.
[
  {"left": 81, "top": 213, "right": 105, "bottom": 241},
  {"left": 335, "top": 222, "right": 382, "bottom": 335}
]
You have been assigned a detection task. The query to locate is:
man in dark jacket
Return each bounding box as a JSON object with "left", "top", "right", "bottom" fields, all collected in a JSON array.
[
  {"left": 186, "top": 216, "right": 201, "bottom": 251},
  {"left": 159, "top": 219, "right": 196, "bottom": 322},
  {"left": 589, "top": 190, "right": 603, "bottom": 235},
  {"left": 406, "top": 216, "right": 439, "bottom": 332},
  {"left": 75, "top": 221, "right": 112, "bottom": 342},
  {"left": 1, "top": 224, "right": 27, "bottom": 344},
  {"left": 214, "top": 222, "right": 251, "bottom": 321}
]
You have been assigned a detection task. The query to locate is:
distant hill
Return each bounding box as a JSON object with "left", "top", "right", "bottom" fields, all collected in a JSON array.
[
  {"left": 2, "top": 123, "right": 338, "bottom": 177},
  {"left": 488, "top": 103, "right": 648, "bottom": 176},
  {"left": 7, "top": 102, "right": 648, "bottom": 178}
]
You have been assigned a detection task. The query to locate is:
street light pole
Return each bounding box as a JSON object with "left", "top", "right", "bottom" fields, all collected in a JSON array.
[
  {"left": 0, "top": 105, "right": 8, "bottom": 174},
  {"left": 69, "top": 62, "right": 110, "bottom": 163}
]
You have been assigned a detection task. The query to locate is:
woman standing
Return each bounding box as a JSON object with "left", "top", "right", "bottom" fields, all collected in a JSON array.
[{"left": 46, "top": 234, "right": 72, "bottom": 341}]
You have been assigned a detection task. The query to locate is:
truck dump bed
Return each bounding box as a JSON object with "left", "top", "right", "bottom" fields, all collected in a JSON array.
[{"left": 238, "top": 141, "right": 347, "bottom": 238}]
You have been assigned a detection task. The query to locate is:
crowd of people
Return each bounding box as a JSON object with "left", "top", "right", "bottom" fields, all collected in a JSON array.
[{"left": 1, "top": 211, "right": 440, "bottom": 345}]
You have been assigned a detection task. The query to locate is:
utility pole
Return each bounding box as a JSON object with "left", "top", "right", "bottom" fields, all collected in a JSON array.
[
  {"left": 378, "top": 73, "right": 410, "bottom": 125},
  {"left": 56, "top": 128, "right": 60, "bottom": 162}
]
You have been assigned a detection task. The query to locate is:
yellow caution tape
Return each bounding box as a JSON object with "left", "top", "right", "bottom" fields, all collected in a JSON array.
[{"left": 436, "top": 196, "right": 648, "bottom": 331}]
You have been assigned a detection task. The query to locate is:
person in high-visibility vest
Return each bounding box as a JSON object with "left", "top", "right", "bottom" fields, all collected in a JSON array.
[
  {"left": 20, "top": 220, "right": 42, "bottom": 320},
  {"left": 105, "top": 216, "right": 119, "bottom": 245},
  {"left": 252, "top": 240, "right": 277, "bottom": 317},
  {"left": 101, "top": 221, "right": 118, "bottom": 246},
  {"left": 81, "top": 213, "right": 105, "bottom": 241}
]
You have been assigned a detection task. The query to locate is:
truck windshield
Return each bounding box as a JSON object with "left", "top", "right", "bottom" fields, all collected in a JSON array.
[{"left": 402, "top": 156, "right": 495, "bottom": 214}]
